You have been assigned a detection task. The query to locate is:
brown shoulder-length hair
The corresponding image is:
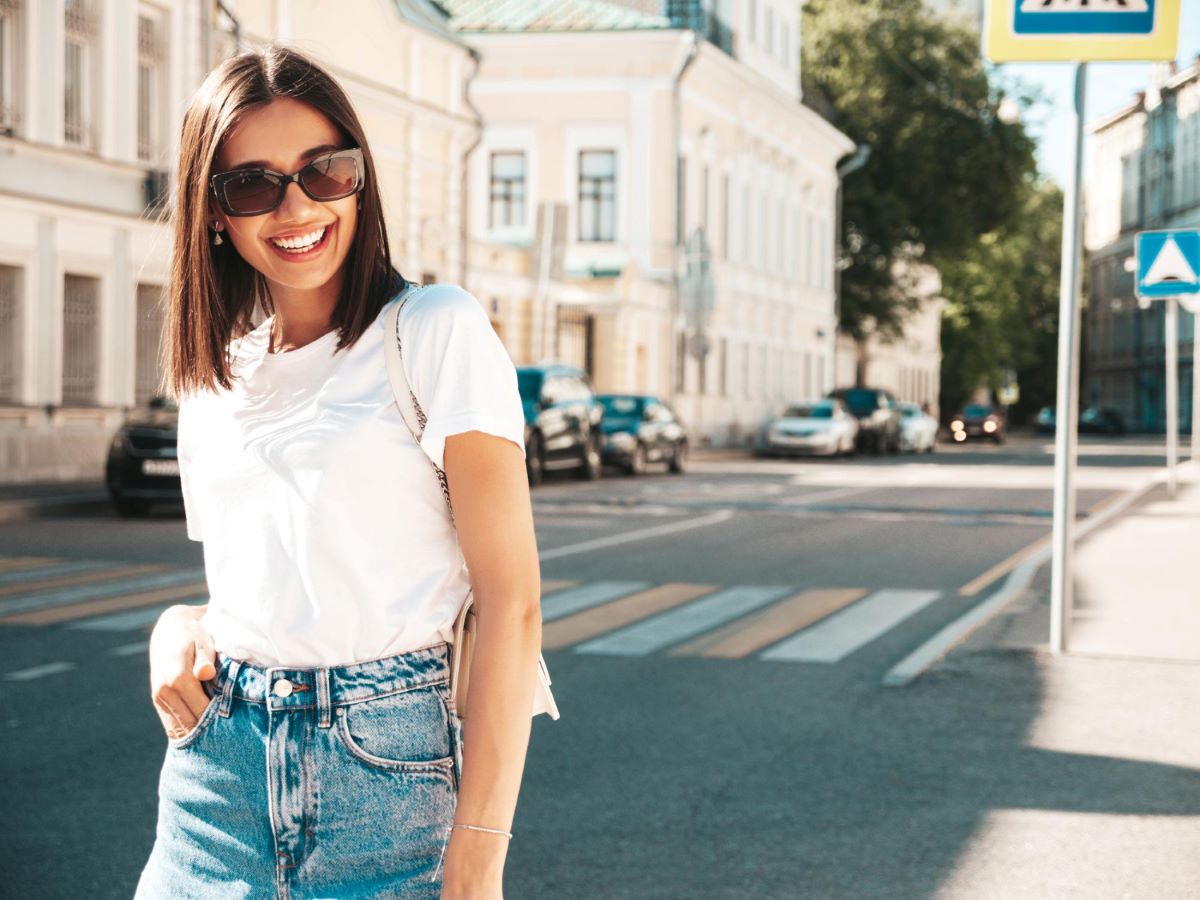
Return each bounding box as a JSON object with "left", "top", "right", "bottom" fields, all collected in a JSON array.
[{"left": 163, "top": 44, "right": 406, "bottom": 398}]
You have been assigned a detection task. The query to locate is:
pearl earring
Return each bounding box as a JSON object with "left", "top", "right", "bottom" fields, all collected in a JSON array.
[{"left": 212, "top": 227, "right": 224, "bottom": 246}]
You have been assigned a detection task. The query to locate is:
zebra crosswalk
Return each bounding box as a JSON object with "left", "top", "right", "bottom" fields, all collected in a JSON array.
[{"left": 0, "top": 555, "right": 950, "bottom": 671}]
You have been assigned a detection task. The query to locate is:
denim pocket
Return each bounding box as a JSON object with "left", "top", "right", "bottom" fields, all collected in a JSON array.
[
  {"left": 334, "top": 680, "right": 456, "bottom": 775},
  {"left": 166, "top": 679, "right": 222, "bottom": 751}
]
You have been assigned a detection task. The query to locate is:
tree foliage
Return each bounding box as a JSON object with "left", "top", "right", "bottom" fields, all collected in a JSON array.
[
  {"left": 803, "top": 0, "right": 1039, "bottom": 342},
  {"left": 938, "top": 181, "right": 1063, "bottom": 422}
]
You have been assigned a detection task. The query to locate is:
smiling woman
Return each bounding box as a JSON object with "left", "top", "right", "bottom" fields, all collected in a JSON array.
[{"left": 136, "top": 45, "right": 550, "bottom": 900}]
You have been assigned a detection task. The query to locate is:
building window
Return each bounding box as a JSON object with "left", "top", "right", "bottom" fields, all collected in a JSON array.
[
  {"left": 749, "top": 0, "right": 757, "bottom": 43},
  {"left": 489, "top": 150, "right": 526, "bottom": 229},
  {"left": 781, "top": 23, "right": 790, "bottom": 66},
  {"left": 721, "top": 173, "right": 730, "bottom": 260},
  {"left": 64, "top": 0, "right": 99, "bottom": 148},
  {"left": 62, "top": 274, "right": 99, "bottom": 406},
  {"left": 675, "top": 330, "right": 686, "bottom": 393},
  {"left": 741, "top": 184, "right": 750, "bottom": 263},
  {"left": 700, "top": 164, "right": 709, "bottom": 235},
  {"left": 766, "top": 7, "right": 775, "bottom": 56},
  {"left": 135, "top": 283, "right": 164, "bottom": 405},
  {"left": 676, "top": 154, "right": 687, "bottom": 245},
  {"left": 0, "top": 0, "right": 23, "bottom": 136},
  {"left": 719, "top": 337, "right": 728, "bottom": 396},
  {"left": 0, "top": 265, "right": 21, "bottom": 403},
  {"left": 137, "top": 9, "right": 166, "bottom": 163},
  {"left": 578, "top": 149, "right": 616, "bottom": 242},
  {"left": 742, "top": 341, "right": 751, "bottom": 398}
]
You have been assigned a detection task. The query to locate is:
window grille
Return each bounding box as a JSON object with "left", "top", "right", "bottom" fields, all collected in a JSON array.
[
  {"left": 62, "top": 274, "right": 99, "bottom": 405},
  {"left": 135, "top": 283, "right": 164, "bottom": 405},
  {"left": 63, "top": 1, "right": 97, "bottom": 148},
  {"left": 137, "top": 12, "right": 165, "bottom": 162},
  {"left": 0, "top": 265, "right": 21, "bottom": 403},
  {"left": 0, "top": 0, "right": 22, "bottom": 136}
]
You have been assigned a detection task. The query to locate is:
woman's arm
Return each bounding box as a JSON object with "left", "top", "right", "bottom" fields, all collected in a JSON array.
[
  {"left": 439, "top": 428, "right": 542, "bottom": 899},
  {"left": 148, "top": 603, "right": 219, "bottom": 739}
]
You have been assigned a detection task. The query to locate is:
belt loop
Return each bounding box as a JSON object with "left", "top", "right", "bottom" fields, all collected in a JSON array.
[
  {"left": 317, "top": 667, "right": 332, "bottom": 729},
  {"left": 218, "top": 658, "right": 242, "bottom": 718}
]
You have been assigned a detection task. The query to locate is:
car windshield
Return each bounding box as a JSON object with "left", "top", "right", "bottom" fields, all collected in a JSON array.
[
  {"left": 782, "top": 404, "right": 832, "bottom": 419},
  {"left": 599, "top": 396, "right": 644, "bottom": 417},
  {"left": 516, "top": 370, "right": 543, "bottom": 399},
  {"left": 899, "top": 405, "right": 920, "bottom": 418},
  {"left": 964, "top": 405, "right": 993, "bottom": 417}
]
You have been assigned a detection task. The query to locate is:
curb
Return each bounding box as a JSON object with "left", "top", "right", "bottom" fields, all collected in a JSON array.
[{"left": 880, "top": 466, "right": 1179, "bottom": 687}]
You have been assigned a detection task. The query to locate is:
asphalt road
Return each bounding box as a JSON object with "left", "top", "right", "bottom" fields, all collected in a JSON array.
[{"left": 1, "top": 434, "right": 1192, "bottom": 898}]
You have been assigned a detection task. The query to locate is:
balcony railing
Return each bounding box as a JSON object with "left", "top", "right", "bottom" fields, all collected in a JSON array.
[{"left": 667, "top": 0, "right": 736, "bottom": 57}]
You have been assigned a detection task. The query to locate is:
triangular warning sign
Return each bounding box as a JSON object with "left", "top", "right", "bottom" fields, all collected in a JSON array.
[{"left": 1143, "top": 237, "right": 1199, "bottom": 287}]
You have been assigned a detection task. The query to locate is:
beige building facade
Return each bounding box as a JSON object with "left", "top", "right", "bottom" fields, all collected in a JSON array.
[{"left": 452, "top": 0, "right": 854, "bottom": 446}]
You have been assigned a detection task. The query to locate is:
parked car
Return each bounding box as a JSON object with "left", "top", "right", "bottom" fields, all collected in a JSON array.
[
  {"left": 755, "top": 399, "right": 859, "bottom": 457},
  {"left": 105, "top": 395, "right": 182, "bottom": 517},
  {"left": 595, "top": 394, "right": 688, "bottom": 475},
  {"left": 516, "top": 364, "right": 605, "bottom": 485},
  {"left": 950, "top": 404, "right": 1006, "bottom": 443},
  {"left": 1035, "top": 405, "right": 1056, "bottom": 434},
  {"left": 1079, "top": 407, "right": 1126, "bottom": 435},
  {"left": 825, "top": 387, "right": 902, "bottom": 454},
  {"left": 898, "top": 402, "right": 938, "bottom": 453}
]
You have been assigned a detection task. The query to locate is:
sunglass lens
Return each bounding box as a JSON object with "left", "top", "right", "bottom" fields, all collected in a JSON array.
[
  {"left": 223, "top": 173, "right": 282, "bottom": 215},
  {"left": 301, "top": 155, "right": 359, "bottom": 200}
]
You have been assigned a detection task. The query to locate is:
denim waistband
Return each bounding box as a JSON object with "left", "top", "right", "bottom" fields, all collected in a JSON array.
[{"left": 209, "top": 641, "right": 452, "bottom": 728}]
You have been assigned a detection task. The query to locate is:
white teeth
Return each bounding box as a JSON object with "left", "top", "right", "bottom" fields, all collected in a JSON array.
[{"left": 270, "top": 226, "right": 327, "bottom": 251}]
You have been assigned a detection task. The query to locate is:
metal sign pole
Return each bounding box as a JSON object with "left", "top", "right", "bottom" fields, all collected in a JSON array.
[
  {"left": 1166, "top": 296, "right": 1179, "bottom": 497},
  {"left": 1049, "top": 61, "right": 1087, "bottom": 656}
]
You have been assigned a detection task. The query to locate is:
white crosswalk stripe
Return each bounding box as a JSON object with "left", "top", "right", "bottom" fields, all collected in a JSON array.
[
  {"left": 0, "top": 560, "right": 121, "bottom": 587},
  {"left": 575, "top": 585, "right": 793, "bottom": 657},
  {"left": 68, "top": 602, "right": 200, "bottom": 632},
  {"left": 0, "top": 568, "right": 206, "bottom": 617},
  {"left": 541, "top": 581, "right": 652, "bottom": 622},
  {"left": 759, "top": 589, "right": 942, "bottom": 663}
]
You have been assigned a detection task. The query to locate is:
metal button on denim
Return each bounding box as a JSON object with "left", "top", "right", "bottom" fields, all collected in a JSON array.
[{"left": 273, "top": 679, "right": 294, "bottom": 697}]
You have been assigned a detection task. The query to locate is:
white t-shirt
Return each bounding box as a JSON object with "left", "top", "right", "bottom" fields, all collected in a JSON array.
[{"left": 177, "top": 283, "right": 527, "bottom": 668}]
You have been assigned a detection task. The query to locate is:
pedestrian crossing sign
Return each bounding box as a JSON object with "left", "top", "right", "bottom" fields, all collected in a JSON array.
[
  {"left": 1136, "top": 230, "right": 1200, "bottom": 299},
  {"left": 984, "top": 0, "right": 1181, "bottom": 61}
]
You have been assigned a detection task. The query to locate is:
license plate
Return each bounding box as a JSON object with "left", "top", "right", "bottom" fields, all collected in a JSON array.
[{"left": 142, "top": 458, "right": 180, "bottom": 477}]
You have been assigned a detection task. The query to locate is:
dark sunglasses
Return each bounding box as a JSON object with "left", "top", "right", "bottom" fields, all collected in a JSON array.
[{"left": 209, "top": 147, "right": 365, "bottom": 217}]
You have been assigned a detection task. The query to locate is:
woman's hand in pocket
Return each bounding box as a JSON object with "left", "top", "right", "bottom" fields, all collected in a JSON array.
[{"left": 148, "top": 603, "right": 217, "bottom": 740}]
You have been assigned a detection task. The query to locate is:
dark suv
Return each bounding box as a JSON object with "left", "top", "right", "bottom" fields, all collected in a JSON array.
[
  {"left": 516, "top": 364, "right": 605, "bottom": 485},
  {"left": 826, "top": 387, "right": 902, "bottom": 454},
  {"left": 105, "top": 395, "right": 182, "bottom": 517}
]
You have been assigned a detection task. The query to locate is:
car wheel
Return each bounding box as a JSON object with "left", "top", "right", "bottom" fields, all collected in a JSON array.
[
  {"left": 114, "top": 496, "right": 152, "bottom": 518},
  {"left": 526, "top": 432, "right": 544, "bottom": 487},
  {"left": 625, "top": 442, "right": 647, "bottom": 476},
  {"left": 668, "top": 441, "right": 688, "bottom": 474},
  {"left": 577, "top": 431, "right": 603, "bottom": 480}
]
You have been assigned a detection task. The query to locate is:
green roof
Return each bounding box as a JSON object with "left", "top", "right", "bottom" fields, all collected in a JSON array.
[{"left": 438, "top": 0, "right": 670, "bottom": 33}]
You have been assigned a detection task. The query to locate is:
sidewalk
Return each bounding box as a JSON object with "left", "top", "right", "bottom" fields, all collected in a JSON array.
[
  {"left": 957, "top": 463, "right": 1200, "bottom": 663},
  {"left": 0, "top": 479, "right": 108, "bottom": 523}
]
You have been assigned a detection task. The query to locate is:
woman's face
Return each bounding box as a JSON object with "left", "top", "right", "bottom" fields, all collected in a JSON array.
[{"left": 210, "top": 97, "right": 359, "bottom": 297}]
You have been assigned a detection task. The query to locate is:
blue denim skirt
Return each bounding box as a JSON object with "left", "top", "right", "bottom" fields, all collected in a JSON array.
[{"left": 135, "top": 642, "right": 463, "bottom": 899}]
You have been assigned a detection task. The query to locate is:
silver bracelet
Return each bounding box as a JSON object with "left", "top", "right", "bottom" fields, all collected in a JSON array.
[{"left": 454, "top": 823, "right": 513, "bottom": 839}]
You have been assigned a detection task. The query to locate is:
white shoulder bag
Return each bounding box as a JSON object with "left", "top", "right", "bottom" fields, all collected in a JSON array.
[{"left": 381, "top": 283, "right": 560, "bottom": 721}]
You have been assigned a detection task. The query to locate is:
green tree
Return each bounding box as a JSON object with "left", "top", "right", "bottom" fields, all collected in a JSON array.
[
  {"left": 803, "top": 0, "right": 1039, "bottom": 351},
  {"left": 939, "top": 181, "right": 1063, "bottom": 423}
]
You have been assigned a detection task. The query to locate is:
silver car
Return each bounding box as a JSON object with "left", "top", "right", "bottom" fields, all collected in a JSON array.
[{"left": 756, "top": 399, "right": 859, "bottom": 457}]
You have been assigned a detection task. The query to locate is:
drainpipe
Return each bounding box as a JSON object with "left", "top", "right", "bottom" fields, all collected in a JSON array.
[
  {"left": 832, "top": 143, "right": 870, "bottom": 389},
  {"left": 459, "top": 46, "right": 484, "bottom": 288},
  {"left": 670, "top": 31, "right": 700, "bottom": 421}
]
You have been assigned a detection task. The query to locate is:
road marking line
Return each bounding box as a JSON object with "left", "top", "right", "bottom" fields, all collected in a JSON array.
[
  {"left": 542, "top": 583, "right": 714, "bottom": 650},
  {"left": 109, "top": 640, "right": 151, "bottom": 656},
  {"left": 670, "top": 588, "right": 868, "bottom": 658},
  {"left": 67, "top": 603, "right": 181, "bottom": 632},
  {"left": 0, "top": 568, "right": 206, "bottom": 617},
  {"left": 541, "top": 581, "right": 651, "bottom": 623},
  {"left": 884, "top": 470, "right": 1168, "bottom": 687},
  {"left": 541, "top": 579, "right": 576, "bottom": 595},
  {"left": 958, "top": 535, "right": 1052, "bottom": 597},
  {"left": 575, "top": 585, "right": 793, "bottom": 657},
  {"left": 760, "top": 589, "right": 942, "bottom": 663},
  {"left": 0, "top": 586, "right": 208, "bottom": 626},
  {"left": 3, "top": 661, "right": 78, "bottom": 681},
  {"left": 538, "top": 509, "right": 734, "bottom": 561},
  {"left": 0, "top": 562, "right": 167, "bottom": 596},
  {"left": 0, "top": 557, "right": 59, "bottom": 574}
]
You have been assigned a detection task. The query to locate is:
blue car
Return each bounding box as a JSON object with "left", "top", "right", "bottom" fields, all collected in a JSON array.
[
  {"left": 516, "top": 364, "right": 605, "bottom": 485},
  {"left": 595, "top": 394, "right": 688, "bottom": 476}
]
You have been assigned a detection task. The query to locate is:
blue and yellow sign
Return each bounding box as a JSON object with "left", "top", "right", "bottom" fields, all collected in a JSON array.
[{"left": 984, "top": 0, "right": 1181, "bottom": 62}]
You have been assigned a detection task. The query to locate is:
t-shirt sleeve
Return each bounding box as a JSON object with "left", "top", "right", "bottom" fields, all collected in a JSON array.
[
  {"left": 398, "top": 285, "right": 527, "bottom": 471},
  {"left": 177, "top": 396, "right": 204, "bottom": 542}
]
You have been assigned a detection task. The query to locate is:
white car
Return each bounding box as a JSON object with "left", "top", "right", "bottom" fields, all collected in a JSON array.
[
  {"left": 757, "top": 399, "right": 859, "bottom": 457},
  {"left": 899, "top": 402, "right": 938, "bottom": 453}
]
